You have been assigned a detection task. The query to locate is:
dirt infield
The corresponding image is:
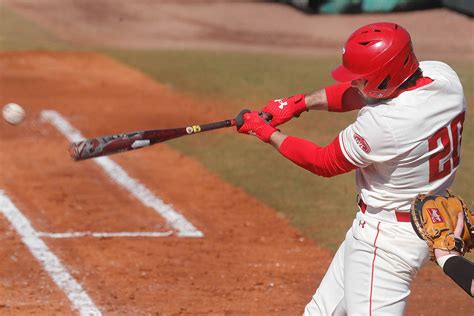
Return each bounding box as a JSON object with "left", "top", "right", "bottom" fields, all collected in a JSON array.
[
  {"left": 1, "top": 51, "right": 472, "bottom": 315},
  {"left": 1, "top": 0, "right": 474, "bottom": 313},
  {"left": 0, "top": 51, "right": 331, "bottom": 315}
]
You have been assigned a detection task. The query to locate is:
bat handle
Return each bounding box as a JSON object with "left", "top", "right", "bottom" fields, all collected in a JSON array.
[
  {"left": 234, "top": 110, "right": 273, "bottom": 129},
  {"left": 199, "top": 119, "right": 236, "bottom": 132},
  {"left": 234, "top": 109, "right": 250, "bottom": 129},
  {"left": 259, "top": 111, "right": 273, "bottom": 122}
]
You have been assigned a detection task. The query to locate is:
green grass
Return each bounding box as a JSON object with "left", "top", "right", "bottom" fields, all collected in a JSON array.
[
  {"left": 104, "top": 49, "right": 340, "bottom": 109},
  {"left": 1, "top": 7, "right": 473, "bottom": 251}
]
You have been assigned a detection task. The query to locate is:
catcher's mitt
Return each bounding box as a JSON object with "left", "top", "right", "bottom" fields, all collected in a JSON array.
[{"left": 410, "top": 191, "right": 474, "bottom": 261}]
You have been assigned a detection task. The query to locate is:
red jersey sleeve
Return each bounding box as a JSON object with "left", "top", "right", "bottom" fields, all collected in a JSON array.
[
  {"left": 325, "top": 82, "right": 365, "bottom": 112},
  {"left": 278, "top": 135, "right": 358, "bottom": 178}
]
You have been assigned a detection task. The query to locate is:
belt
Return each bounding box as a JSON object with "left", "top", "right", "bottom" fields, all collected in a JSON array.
[{"left": 358, "top": 199, "right": 411, "bottom": 222}]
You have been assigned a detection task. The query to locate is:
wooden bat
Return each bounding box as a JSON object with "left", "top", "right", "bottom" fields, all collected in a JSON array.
[{"left": 68, "top": 110, "right": 268, "bottom": 161}]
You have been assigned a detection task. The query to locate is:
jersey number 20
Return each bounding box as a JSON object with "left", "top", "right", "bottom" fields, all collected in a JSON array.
[{"left": 428, "top": 112, "right": 465, "bottom": 182}]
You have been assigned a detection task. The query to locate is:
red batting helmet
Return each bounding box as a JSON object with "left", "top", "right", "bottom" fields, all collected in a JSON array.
[{"left": 332, "top": 22, "right": 419, "bottom": 99}]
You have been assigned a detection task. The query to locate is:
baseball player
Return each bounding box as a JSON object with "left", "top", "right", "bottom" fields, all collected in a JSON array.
[{"left": 235, "top": 22, "right": 467, "bottom": 314}]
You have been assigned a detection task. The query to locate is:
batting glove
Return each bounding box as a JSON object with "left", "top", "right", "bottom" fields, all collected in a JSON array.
[
  {"left": 261, "top": 94, "right": 307, "bottom": 127},
  {"left": 235, "top": 109, "right": 278, "bottom": 143}
]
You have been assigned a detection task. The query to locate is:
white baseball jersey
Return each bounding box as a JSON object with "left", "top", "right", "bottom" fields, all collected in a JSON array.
[{"left": 339, "top": 61, "right": 466, "bottom": 211}]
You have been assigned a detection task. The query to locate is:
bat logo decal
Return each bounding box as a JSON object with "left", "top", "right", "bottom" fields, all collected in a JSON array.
[{"left": 186, "top": 125, "right": 202, "bottom": 134}]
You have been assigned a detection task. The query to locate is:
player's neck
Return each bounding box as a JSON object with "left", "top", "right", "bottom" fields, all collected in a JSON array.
[{"left": 390, "top": 69, "right": 433, "bottom": 98}]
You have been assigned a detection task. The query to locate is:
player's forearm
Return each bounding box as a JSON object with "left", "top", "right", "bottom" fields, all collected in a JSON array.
[
  {"left": 301, "top": 85, "right": 365, "bottom": 112},
  {"left": 269, "top": 131, "right": 357, "bottom": 177},
  {"left": 269, "top": 131, "right": 287, "bottom": 149},
  {"left": 440, "top": 255, "right": 474, "bottom": 297},
  {"left": 304, "top": 89, "right": 329, "bottom": 111}
]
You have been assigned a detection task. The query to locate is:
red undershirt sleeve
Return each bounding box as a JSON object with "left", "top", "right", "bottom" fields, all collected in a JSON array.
[
  {"left": 325, "top": 82, "right": 365, "bottom": 112},
  {"left": 278, "top": 135, "right": 358, "bottom": 178}
]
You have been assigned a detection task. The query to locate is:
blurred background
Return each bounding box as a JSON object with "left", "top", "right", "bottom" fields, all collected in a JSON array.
[
  {"left": 1, "top": 0, "right": 472, "bottom": 252},
  {"left": 279, "top": 0, "right": 473, "bottom": 15}
]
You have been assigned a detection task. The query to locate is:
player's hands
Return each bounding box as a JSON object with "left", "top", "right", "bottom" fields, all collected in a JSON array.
[
  {"left": 261, "top": 94, "right": 307, "bottom": 127},
  {"left": 235, "top": 109, "right": 278, "bottom": 143},
  {"left": 434, "top": 211, "right": 465, "bottom": 260}
]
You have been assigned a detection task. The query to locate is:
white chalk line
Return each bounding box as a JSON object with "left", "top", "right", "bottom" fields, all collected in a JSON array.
[
  {"left": 37, "top": 231, "right": 173, "bottom": 238},
  {"left": 40, "top": 110, "right": 203, "bottom": 238},
  {"left": 0, "top": 190, "right": 102, "bottom": 316}
]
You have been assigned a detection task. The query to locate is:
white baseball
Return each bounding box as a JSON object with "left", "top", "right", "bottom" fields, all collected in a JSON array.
[{"left": 2, "top": 103, "right": 26, "bottom": 125}]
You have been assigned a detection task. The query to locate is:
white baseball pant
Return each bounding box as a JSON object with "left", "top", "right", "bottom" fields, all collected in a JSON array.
[{"left": 304, "top": 210, "right": 429, "bottom": 315}]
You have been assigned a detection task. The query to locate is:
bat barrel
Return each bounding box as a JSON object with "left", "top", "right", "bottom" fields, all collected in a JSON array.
[
  {"left": 69, "top": 140, "right": 104, "bottom": 161},
  {"left": 69, "top": 141, "right": 85, "bottom": 161}
]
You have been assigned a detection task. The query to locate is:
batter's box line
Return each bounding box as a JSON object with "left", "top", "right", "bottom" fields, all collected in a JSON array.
[
  {"left": 0, "top": 190, "right": 102, "bottom": 315},
  {"left": 36, "top": 231, "right": 173, "bottom": 238},
  {"left": 40, "top": 110, "right": 203, "bottom": 238}
]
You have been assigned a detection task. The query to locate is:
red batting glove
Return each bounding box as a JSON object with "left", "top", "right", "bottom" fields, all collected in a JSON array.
[
  {"left": 235, "top": 110, "right": 278, "bottom": 143},
  {"left": 261, "top": 94, "right": 307, "bottom": 127}
]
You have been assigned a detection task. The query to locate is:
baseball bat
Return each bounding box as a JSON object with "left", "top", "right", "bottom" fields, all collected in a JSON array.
[{"left": 68, "top": 110, "right": 269, "bottom": 161}]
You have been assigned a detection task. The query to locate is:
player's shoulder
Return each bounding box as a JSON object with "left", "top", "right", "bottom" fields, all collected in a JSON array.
[
  {"left": 353, "top": 105, "right": 394, "bottom": 138},
  {"left": 419, "top": 61, "right": 461, "bottom": 85},
  {"left": 354, "top": 60, "right": 463, "bottom": 123},
  {"left": 419, "top": 60, "right": 454, "bottom": 71}
]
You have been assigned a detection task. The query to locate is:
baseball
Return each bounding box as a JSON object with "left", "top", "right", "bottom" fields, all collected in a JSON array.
[{"left": 2, "top": 103, "right": 26, "bottom": 125}]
